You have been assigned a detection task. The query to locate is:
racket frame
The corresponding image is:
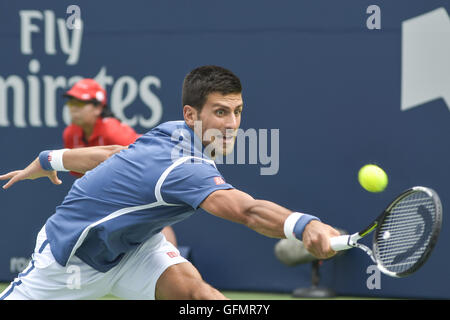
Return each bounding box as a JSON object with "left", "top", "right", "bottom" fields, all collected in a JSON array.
[
  {"left": 330, "top": 186, "right": 442, "bottom": 278},
  {"left": 372, "top": 186, "right": 442, "bottom": 277}
]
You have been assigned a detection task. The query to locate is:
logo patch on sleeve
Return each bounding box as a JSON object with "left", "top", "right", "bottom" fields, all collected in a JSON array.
[
  {"left": 166, "top": 251, "right": 179, "bottom": 258},
  {"left": 214, "top": 177, "right": 225, "bottom": 185}
]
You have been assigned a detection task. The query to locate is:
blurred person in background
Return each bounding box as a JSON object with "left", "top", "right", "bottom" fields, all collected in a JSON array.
[
  {"left": 63, "top": 78, "right": 178, "bottom": 247},
  {"left": 63, "top": 79, "right": 137, "bottom": 150}
]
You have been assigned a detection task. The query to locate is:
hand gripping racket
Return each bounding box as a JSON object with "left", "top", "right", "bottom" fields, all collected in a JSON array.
[{"left": 330, "top": 186, "right": 442, "bottom": 277}]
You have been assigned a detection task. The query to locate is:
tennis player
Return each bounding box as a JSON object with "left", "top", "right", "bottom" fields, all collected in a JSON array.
[
  {"left": 0, "top": 66, "right": 339, "bottom": 300},
  {"left": 62, "top": 78, "right": 177, "bottom": 246}
]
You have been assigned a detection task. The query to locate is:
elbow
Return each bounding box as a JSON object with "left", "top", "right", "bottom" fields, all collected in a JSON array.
[
  {"left": 105, "top": 145, "right": 127, "bottom": 159},
  {"left": 84, "top": 146, "right": 123, "bottom": 172}
]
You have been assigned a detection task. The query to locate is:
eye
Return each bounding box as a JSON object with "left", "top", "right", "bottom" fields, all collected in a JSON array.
[
  {"left": 216, "top": 109, "right": 225, "bottom": 116},
  {"left": 234, "top": 109, "right": 242, "bottom": 115},
  {"left": 67, "top": 99, "right": 86, "bottom": 108}
]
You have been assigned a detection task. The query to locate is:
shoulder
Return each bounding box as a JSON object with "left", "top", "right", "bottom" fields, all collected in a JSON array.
[
  {"left": 159, "top": 157, "right": 233, "bottom": 209},
  {"left": 101, "top": 117, "right": 136, "bottom": 132},
  {"left": 152, "top": 121, "right": 188, "bottom": 136},
  {"left": 100, "top": 117, "right": 140, "bottom": 144},
  {"left": 166, "top": 158, "right": 223, "bottom": 182},
  {"left": 101, "top": 117, "right": 122, "bottom": 128}
]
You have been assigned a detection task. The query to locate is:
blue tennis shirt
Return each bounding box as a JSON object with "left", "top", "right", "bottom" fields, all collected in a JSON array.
[{"left": 45, "top": 121, "right": 234, "bottom": 272}]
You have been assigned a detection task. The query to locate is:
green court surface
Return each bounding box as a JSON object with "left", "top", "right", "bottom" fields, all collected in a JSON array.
[{"left": 0, "top": 282, "right": 384, "bottom": 300}]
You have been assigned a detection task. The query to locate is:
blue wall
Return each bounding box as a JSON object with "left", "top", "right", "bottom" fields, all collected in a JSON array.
[{"left": 0, "top": 0, "right": 449, "bottom": 298}]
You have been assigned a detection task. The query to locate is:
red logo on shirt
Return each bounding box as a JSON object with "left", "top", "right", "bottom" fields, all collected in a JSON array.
[
  {"left": 214, "top": 177, "right": 225, "bottom": 185},
  {"left": 166, "top": 251, "right": 179, "bottom": 258}
]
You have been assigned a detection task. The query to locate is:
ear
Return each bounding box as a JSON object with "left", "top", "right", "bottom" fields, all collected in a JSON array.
[
  {"left": 183, "top": 105, "right": 198, "bottom": 128},
  {"left": 94, "top": 105, "right": 103, "bottom": 117}
]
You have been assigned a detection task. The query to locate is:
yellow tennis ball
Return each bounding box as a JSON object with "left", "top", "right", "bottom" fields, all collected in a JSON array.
[{"left": 358, "top": 164, "right": 388, "bottom": 193}]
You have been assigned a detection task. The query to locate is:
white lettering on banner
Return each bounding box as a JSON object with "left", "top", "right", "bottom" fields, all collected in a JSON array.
[
  {"left": 28, "top": 59, "right": 42, "bottom": 127},
  {"left": 0, "top": 76, "right": 25, "bottom": 127},
  {"left": 139, "top": 76, "right": 163, "bottom": 128},
  {"left": 1, "top": 9, "right": 163, "bottom": 129},
  {"left": 20, "top": 10, "right": 83, "bottom": 65},
  {"left": 111, "top": 77, "right": 138, "bottom": 126},
  {"left": 401, "top": 7, "right": 450, "bottom": 112},
  {"left": 10, "top": 257, "right": 31, "bottom": 273}
]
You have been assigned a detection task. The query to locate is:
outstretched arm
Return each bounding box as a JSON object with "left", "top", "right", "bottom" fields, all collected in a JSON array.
[
  {"left": 62, "top": 145, "right": 127, "bottom": 173},
  {"left": 0, "top": 145, "right": 127, "bottom": 189},
  {"left": 200, "top": 188, "right": 340, "bottom": 260}
]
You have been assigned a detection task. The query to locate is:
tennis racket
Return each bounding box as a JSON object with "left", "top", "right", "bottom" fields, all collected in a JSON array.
[{"left": 330, "top": 186, "right": 442, "bottom": 277}]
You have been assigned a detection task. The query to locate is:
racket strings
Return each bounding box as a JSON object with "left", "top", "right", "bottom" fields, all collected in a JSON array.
[{"left": 375, "top": 191, "right": 436, "bottom": 274}]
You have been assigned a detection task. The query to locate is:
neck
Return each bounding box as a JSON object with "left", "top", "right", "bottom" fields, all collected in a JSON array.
[{"left": 81, "top": 123, "right": 95, "bottom": 140}]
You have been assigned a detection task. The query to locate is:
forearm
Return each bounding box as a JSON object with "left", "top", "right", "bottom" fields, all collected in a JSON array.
[
  {"left": 243, "top": 200, "right": 292, "bottom": 239},
  {"left": 202, "top": 189, "right": 292, "bottom": 239},
  {"left": 62, "top": 145, "right": 127, "bottom": 173},
  {"left": 202, "top": 189, "right": 320, "bottom": 241},
  {"left": 245, "top": 200, "right": 339, "bottom": 259},
  {"left": 201, "top": 188, "right": 338, "bottom": 259},
  {"left": 1, "top": 145, "right": 127, "bottom": 190}
]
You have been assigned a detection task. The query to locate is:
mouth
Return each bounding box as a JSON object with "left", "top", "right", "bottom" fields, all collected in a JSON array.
[
  {"left": 70, "top": 117, "right": 80, "bottom": 124},
  {"left": 223, "top": 135, "right": 235, "bottom": 143},
  {"left": 203, "top": 130, "right": 238, "bottom": 153},
  {"left": 215, "top": 135, "right": 236, "bottom": 145}
]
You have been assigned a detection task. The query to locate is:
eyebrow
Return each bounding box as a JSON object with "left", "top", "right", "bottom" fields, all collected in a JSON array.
[{"left": 212, "top": 103, "right": 243, "bottom": 109}]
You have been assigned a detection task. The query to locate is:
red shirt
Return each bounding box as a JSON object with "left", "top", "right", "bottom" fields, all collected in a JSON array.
[
  {"left": 63, "top": 117, "right": 140, "bottom": 148},
  {"left": 63, "top": 117, "right": 141, "bottom": 177}
]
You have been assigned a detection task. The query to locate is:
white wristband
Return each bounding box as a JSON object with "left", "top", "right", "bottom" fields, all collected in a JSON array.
[
  {"left": 50, "top": 149, "right": 69, "bottom": 172},
  {"left": 283, "top": 212, "right": 304, "bottom": 240}
]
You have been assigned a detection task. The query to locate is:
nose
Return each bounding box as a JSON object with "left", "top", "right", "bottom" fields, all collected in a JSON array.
[{"left": 225, "top": 113, "right": 239, "bottom": 130}]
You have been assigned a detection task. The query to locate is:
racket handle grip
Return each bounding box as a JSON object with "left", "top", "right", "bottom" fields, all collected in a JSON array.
[{"left": 330, "top": 235, "right": 352, "bottom": 251}]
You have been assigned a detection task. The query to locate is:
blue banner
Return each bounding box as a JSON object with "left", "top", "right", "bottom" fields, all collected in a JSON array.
[{"left": 0, "top": 0, "right": 449, "bottom": 298}]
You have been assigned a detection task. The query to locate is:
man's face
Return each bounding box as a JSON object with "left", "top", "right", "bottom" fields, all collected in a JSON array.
[
  {"left": 185, "top": 92, "right": 243, "bottom": 156},
  {"left": 66, "top": 98, "right": 101, "bottom": 127}
]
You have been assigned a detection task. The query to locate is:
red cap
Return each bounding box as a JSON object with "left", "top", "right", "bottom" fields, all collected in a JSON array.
[{"left": 64, "top": 79, "right": 107, "bottom": 106}]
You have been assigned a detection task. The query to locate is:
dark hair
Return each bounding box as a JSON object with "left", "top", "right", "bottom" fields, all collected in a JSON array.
[
  {"left": 99, "top": 105, "right": 117, "bottom": 119},
  {"left": 182, "top": 65, "right": 242, "bottom": 112}
]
